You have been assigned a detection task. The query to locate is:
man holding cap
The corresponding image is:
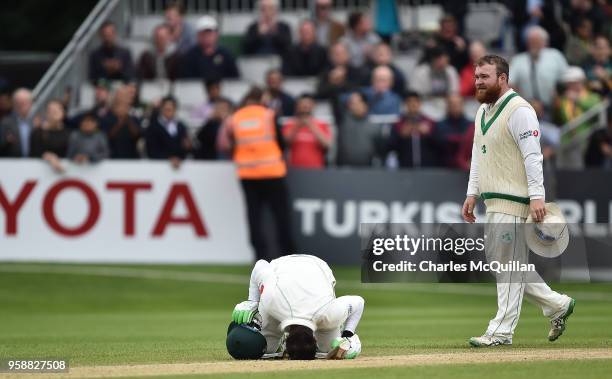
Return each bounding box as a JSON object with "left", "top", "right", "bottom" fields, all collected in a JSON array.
[
  {"left": 462, "top": 54, "right": 575, "bottom": 347},
  {"left": 180, "top": 15, "right": 240, "bottom": 80}
]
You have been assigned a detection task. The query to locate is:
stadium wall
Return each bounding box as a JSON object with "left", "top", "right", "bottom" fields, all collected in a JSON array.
[{"left": 0, "top": 160, "right": 610, "bottom": 264}]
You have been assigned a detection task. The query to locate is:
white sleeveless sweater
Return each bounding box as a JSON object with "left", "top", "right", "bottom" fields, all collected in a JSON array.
[{"left": 473, "top": 92, "right": 534, "bottom": 218}]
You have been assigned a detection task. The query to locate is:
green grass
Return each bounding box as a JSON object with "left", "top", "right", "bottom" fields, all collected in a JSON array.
[
  {"left": 147, "top": 359, "right": 612, "bottom": 379},
  {"left": 0, "top": 263, "right": 611, "bottom": 377}
]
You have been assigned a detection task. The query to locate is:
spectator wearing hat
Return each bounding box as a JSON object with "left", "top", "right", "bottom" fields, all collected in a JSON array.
[
  {"left": 282, "top": 20, "right": 329, "bottom": 77},
  {"left": 340, "top": 12, "right": 381, "bottom": 67},
  {"left": 164, "top": 2, "right": 196, "bottom": 54},
  {"left": 509, "top": 25, "right": 568, "bottom": 108},
  {"left": 138, "top": 24, "right": 180, "bottom": 81},
  {"left": 410, "top": 48, "right": 459, "bottom": 97},
  {"left": 89, "top": 21, "right": 135, "bottom": 82},
  {"left": 554, "top": 66, "right": 601, "bottom": 170},
  {"left": 180, "top": 16, "right": 240, "bottom": 80},
  {"left": 242, "top": 0, "right": 292, "bottom": 56},
  {"left": 313, "top": 0, "right": 345, "bottom": 47}
]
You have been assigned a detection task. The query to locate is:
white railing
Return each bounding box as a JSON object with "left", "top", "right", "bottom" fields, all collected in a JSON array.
[
  {"left": 560, "top": 98, "right": 610, "bottom": 138},
  {"left": 129, "top": 0, "right": 500, "bottom": 15},
  {"left": 131, "top": 0, "right": 370, "bottom": 14}
]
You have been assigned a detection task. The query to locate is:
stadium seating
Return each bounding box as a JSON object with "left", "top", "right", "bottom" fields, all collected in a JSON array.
[
  {"left": 237, "top": 56, "right": 281, "bottom": 85},
  {"left": 394, "top": 54, "right": 420, "bottom": 84},
  {"left": 75, "top": 4, "right": 514, "bottom": 135},
  {"left": 283, "top": 78, "right": 317, "bottom": 97},
  {"left": 129, "top": 15, "right": 164, "bottom": 39},
  {"left": 172, "top": 80, "right": 205, "bottom": 108},
  {"left": 465, "top": 3, "right": 509, "bottom": 45},
  {"left": 125, "top": 39, "right": 151, "bottom": 64},
  {"left": 398, "top": 4, "right": 443, "bottom": 32}
]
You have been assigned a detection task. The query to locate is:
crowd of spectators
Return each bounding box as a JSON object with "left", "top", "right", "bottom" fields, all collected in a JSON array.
[{"left": 1, "top": 0, "right": 611, "bottom": 171}]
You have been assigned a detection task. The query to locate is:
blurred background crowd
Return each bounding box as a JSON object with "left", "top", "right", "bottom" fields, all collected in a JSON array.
[{"left": 1, "top": 0, "right": 611, "bottom": 173}]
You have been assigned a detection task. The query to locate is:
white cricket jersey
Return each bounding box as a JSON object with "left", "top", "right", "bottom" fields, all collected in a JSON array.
[{"left": 248, "top": 254, "right": 363, "bottom": 334}]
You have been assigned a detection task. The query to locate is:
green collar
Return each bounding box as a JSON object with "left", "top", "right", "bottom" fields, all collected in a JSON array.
[{"left": 480, "top": 92, "right": 519, "bottom": 135}]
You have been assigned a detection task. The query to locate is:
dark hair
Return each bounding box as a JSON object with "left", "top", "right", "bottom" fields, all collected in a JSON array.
[
  {"left": 297, "top": 93, "right": 315, "bottom": 102},
  {"left": 348, "top": 12, "right": 364, "bottom": 30},
  {"left": 241, "top": 86, "right": 265, "bottom": 106},
  {"left": 571, "top": 16, "right": 592, "bottom": 33},
  {"left": 160, "top": 95, "right": 178, "bottom": 108},
  {"left": 205, "top": 79, "right": 221, "bottom": 89},
  {"left": 99, "top": 20, "right": 115, "bottom": 32},
  {"left": 475, "top": 54, "right": 510, "bottom": 81},
  {"left": 403, "top": 90, "right": 420, "bottom": 101},
  {"left": 80, "top": 112, "right": 99, "bottom": 124},
  {"left": 427, "top": 46, "right": 448, "bottom": 62},
  {"left": 285, "top": 325, "right": 316, "bottom": 360},
  {"left": 165, "top": 1, "right": 184, "bottom": 14}
]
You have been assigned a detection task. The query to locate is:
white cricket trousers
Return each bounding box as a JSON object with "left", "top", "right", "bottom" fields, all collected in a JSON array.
[{"left": 484, "top": 212, "right": 571, "bottom": 341}]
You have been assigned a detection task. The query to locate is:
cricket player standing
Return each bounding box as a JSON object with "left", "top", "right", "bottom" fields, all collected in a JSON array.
[
  {"left": 231, "top": 254, "right": 364, "bottom": 359},
  {"left": 462, "top": 55, "right": 575, "bottom": 347}
]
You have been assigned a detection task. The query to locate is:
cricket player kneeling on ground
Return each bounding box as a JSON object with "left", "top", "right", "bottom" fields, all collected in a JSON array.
[{"left": 226, "top": 254, "right": 364, "bottom": 360}]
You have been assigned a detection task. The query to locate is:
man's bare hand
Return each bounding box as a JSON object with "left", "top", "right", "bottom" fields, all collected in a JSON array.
[
  {"left": 462, "top": 196, "right": 477, "bottom": 223},
  {"left": 530, "top": 198, "right": 546, "bottom": 223}
]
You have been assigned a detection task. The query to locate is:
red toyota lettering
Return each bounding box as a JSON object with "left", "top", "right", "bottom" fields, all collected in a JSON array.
[
  {"left": 152, "top": 183, "right": 208, "bottom": 237},
  {"left": 0, "top": 180, "right": 37, "bottom": 235},
  {"left": 107, "top": 182, "right": 152, "bottom": 236},
  {"left": 43, "top": 179, "right": 100, "bottom": 237}
]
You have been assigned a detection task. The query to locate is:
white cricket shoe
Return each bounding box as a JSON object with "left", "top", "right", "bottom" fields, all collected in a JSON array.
[
  {"left": 549, "top": 298, "right": 576, "bottom": 342},
  {"left": 468, "top": 334, "right": 511, "bottom": 347}
]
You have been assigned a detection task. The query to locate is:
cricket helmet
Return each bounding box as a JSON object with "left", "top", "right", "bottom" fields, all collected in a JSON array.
[{"left": 226, "top": 321, "right": 267, "bottom": 360}]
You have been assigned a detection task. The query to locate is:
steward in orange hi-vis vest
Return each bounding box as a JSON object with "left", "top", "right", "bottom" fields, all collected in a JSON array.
[
  {"left": 229, "top": 105, "right": 287, "bottom": 179},
  {"left": 219, "top": 86, "right": 295, "bottom": 261}
]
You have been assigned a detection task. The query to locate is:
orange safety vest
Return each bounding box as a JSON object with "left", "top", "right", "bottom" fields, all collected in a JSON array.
[{"left": 230, "top": 105, "right": 287, "bottom": 179}]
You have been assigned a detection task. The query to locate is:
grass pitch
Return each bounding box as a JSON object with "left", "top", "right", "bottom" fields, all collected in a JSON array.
[{"left": 0, "top": 263, "right": 611, "bottom": 378}]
